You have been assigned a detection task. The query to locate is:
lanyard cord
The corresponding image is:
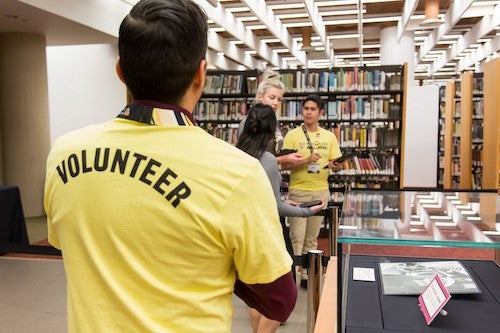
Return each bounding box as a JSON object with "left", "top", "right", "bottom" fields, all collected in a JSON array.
[{"left": 302, "top": 125, "right": 314, "bottom": 153}]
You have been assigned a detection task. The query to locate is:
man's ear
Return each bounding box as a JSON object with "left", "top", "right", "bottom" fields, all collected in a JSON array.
[
  {"left": 193, "top": 59, "right": 207, "bottom": 88},
  {"left": 115, "top": 58, "right": 125, "bottom": 83}
]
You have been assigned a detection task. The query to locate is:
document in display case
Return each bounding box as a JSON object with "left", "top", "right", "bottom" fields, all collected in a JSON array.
[{"left": 379, "top": 260, "right": 481, "bottom": 295}]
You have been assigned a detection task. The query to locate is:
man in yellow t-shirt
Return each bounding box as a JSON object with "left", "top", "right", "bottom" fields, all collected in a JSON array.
[
  {"left": 44, "top": 1, "right": 296, "bottom": 332},
  {"left": 282, "top": 94, "right": 342, "bottom": 288}
]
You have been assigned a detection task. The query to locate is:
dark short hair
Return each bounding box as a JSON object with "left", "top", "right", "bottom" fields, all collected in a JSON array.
[
  {"left": 303, "top": 94, "right": 325, "bottom": 110},
  {"left": 118, "top": 0, "right": 208, "bottom": 104}
]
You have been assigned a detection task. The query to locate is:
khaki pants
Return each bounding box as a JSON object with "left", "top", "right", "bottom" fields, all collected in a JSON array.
[{"left": 288, "top": 189, "right": 329, "bottom": 280}]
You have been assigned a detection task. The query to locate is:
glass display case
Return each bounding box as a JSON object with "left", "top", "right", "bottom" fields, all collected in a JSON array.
[
  {"left": 337, "top": 190, "right": 500, "bottom": 333},
  {"left": 339, "top": 190, "right": 499, "bottom": 248}
]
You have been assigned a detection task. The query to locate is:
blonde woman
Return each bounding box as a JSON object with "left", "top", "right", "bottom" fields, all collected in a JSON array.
[{"left": 238, "top": 69, "right": 303, "bottom": 168}]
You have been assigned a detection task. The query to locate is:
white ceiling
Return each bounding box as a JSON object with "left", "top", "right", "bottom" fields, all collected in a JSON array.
[
  {"left": 0, "top": 0, "right": 117, "bottom": 45},
  {"left": 1, "top": 0, "right": 499, "bottom": 83},
  {"left": 197, "top": 0, "right": 500, "bottom": 83}
]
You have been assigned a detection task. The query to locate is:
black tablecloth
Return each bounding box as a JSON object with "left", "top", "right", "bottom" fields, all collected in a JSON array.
[
  {"left": 0, "top": 186, "right": 29, "bottom": 244},
  {"left": 345, "top": 255, "right": 500, "bottom": 333}
]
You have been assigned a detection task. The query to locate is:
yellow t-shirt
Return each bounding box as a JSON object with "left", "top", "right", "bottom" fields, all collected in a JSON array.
[
  {"left": 45, "top": 115, "right": 291, "bottom": 332},
  {"left": 282, "top": 126, "right": 342, "bottom": 191}
]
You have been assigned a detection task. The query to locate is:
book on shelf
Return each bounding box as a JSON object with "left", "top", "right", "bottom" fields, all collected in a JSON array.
[
  {"left": 203, "top": 74, "right": 223, "bottom": 94},
  {"left": 246, "top": 76, "right": 258, "bottom": 95}
]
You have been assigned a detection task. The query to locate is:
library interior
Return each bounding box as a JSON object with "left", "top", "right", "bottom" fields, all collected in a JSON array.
[{"left": 0, "top": 1, "right": 499, "bottom": 332}]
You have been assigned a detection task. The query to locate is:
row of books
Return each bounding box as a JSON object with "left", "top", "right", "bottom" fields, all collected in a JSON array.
[
  {"left": 199, "top": 119, "right": 400, "bottom": 150},
  {"left": 280, "top": 68, "right": 402, "bottom": 93},
  {"left": 471, "top": 173, "right": 482, "bottom": 190},
  {"left": 472, "top": 99, "right": 483, "bottom": 117},
  {"left": 452, "top": 140, "right": 460, "bottom": 156},
  {"left": 341, "top": 193, "right": 387, "bottom": 217},
  {"left": 472, "top": 76, "right": 483, "bottom": 95},
  {"left": 332, "top": 154, "right": 398, "bottom": 176},
  {"left": 203, "top": 74, "right": 249, "bottom": 95},
  {"left": 194, "top": 100, "right": 247, "bottom": 121},
  {"left": 454, "top": 100, "right": 461, "bottom": 117},
  {"left": 195, "top": 97, "right": 401, "bottom": 121},
  {"left": 454, "top": 80, "right": 461, "bottom": 97},
  {"left": 349, "top": 181, "right": 398, "bottom": 189},
  {"left": 202, "top": 67, "right": 404, "bottom": 95},
  {"left": 202, "top": 124, "right": 239, "bottom": 145},
  {"left": 472, "top": 123, "right": 483, "bottom": 141},
  {"left": 472, "top": 147, "right": 483, "bottom": 167},
  {"left": 326, "top": 96, "right": 401, "bottom": 120},
  {"left": 331, "top": 123, "right": 400, "bottom": 148},
  {"left": 452, "top": 122, "right": 461, "bottom": 136},
  {"left": 453, "top": 100, "right": 483, "bottom": 118},
  {"left": 451, "top": 160, "right": 460, "bottom": 175}
]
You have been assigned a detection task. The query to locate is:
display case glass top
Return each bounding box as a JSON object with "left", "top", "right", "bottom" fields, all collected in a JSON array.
[{"left": 338, "top": 190, "right": 500, "bottom": 248}]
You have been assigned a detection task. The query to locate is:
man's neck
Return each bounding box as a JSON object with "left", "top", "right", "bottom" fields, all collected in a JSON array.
[{"left": 304, "top": 123, "right": 319, "bottom": 132}]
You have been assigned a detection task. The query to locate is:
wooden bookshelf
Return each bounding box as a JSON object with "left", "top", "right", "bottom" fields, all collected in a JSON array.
[
  {"left": 443, "top": 71, "right": 487, "bottom": 190},
  {"left": 482, "top": 58, "right": 500, "bottom": 191},
  {"left": 459, "top": 71, "right": 473, "bottom": 189},
  {"left": 442, "top": 80, "right": 455, "bottom": 189}
]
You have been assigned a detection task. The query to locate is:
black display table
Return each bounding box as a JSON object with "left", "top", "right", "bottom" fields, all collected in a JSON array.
[
  {"left": 345, "top": 255, "right": 500, "bottom": 333},
  {"left": 0, "top": 186, "right": 29, "bottom": 245}
]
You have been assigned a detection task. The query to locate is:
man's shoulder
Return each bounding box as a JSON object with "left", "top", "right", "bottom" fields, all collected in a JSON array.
[
  {"left": 319, "top": 126, "right": 333, "bottom": 133},
  {"left": 283, "top": 126, "right": 301, "bottom": 136},
  {"left": 53, "top": 122, "right": 111, "bottom": 145}
]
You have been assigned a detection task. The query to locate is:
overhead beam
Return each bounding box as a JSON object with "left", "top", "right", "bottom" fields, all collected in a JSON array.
[
  {"left": 240, "top": 0, "right": 307, "bottom": 66},
  {"left": 429, "top": 4, "right": 500, "bottom": 75},
  {"left": 206, "top": 49, "right": 244, "bottom": 70},
  {"left": 417, "top": 0, "right": 474, "bottom": 63},
  {"left": 207, "top": 30, "right": 260, "bottom": 69},
  {"left": 397, "top": 0, "right": 418, "bottom": 40},
  {"left": 193, "top": 0, "right": 281, "bottom": 68},
  {"left": 457, "top": 35, "right": 500, "bottom": 73},
  {"left": 302, "top": 0, "right": 334, "bottom": 65}
]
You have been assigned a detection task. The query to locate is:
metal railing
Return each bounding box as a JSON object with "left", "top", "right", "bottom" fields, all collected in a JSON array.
[{"left": 301, "top": 205, "right": 339, "bottom": 332}]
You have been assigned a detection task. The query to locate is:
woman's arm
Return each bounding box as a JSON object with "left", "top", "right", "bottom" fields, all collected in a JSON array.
[{"left": 260, "top": 152, "right": 317, "bottom": 217}]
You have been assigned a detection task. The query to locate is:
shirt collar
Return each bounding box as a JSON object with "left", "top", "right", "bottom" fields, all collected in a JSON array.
[{"left": 118, "top": 100, "right": 196, "bottom": 126}]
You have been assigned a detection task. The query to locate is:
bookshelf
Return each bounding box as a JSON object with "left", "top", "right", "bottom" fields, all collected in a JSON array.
[
  {"left": 442, "top": 80, "right": 455, "bottom": 189},
  {"left": 194, "top": 64, "right": 406, "bottom": 194},
  {"left": 459, "top": 71, "right": 473, "bottom": 189},
  {"left": 471, "top": 73, "right": 484, "bottom": 190},
  {"left": 482, "top": 58, "right": 500, "bottom": 191},
  {"left": 437, "top": 85, "right": 446, "bottom": 188},
  {"left": 442, "top": 70, "right": 490, "bottom": 190}
]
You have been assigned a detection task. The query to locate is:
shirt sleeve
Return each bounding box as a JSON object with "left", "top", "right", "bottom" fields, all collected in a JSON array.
[
  {"left": 234, "top": 271, "right": 297, "bottom": 322},
  {"left": 221, "top": 160, "right": 293, "bottom": 285},
  {"left": 260, "top": 152, "right": 312, "bottom": 217}
]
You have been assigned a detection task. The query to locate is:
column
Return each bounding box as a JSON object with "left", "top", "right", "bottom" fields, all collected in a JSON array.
[
  {"left": 0, "top": 33, "right": 51, "bottom": 217},
  {"left": 380, "top": 25, "right": 415, "bottom": 85}
]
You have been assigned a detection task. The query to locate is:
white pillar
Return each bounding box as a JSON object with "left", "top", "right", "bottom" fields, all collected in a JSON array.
[
  {"left": 380, "top": 26, "right": 415, "bottom": 85},
  {"left": 0, "top": 33, "right": 51, "bottom": 217}
]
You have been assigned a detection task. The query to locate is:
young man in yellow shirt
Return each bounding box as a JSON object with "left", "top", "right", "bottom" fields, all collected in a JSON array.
[
  {"left": 282, "top": 94, "right": 342, "bottom": 288},
  {"left": 44, "top": 1, "right": 296, "bottom": 331}
]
